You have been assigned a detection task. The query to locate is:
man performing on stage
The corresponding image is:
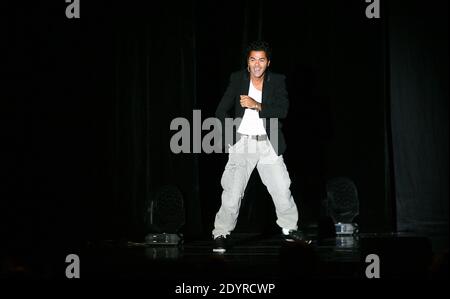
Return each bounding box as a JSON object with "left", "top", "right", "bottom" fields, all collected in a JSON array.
[{"left": 212, "top": 41, "right": 311, "bottom": 253}]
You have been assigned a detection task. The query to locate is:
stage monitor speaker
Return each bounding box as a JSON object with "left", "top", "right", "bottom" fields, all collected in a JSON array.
[
  {"left": 324, "top": 177, "right": 359, "bottom": 236},
  {"left": 144, "top": 185, "right": 185, "bottom": 245}
]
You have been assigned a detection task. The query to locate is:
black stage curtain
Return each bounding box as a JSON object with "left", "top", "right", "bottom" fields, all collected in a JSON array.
[
  {"left": 388, "top": 0, "right": 448, "bottom": 236},
  {"left": 109, "top": 2, "right": 202, "bottom": 239}
]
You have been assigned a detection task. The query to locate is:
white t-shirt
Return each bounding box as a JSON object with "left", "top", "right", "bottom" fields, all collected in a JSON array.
[{"left": 237, "top": 80, "right": 267, "bottom": 135}]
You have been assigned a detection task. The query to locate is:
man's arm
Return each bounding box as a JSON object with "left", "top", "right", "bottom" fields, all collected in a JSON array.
[
  {"left": 215, "top": 74, "right": 236, "bottom": 121},
  {"left": 259, "top": 75, "right": 289, "bottom": 119}
]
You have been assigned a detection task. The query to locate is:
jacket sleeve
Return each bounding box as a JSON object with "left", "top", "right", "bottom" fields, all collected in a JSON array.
[
  {"left": 215, "top": 73, "right": 236, "bottom": 121},
  {"left": 259, "top": 74, "right": 289, "bottom": 119}
]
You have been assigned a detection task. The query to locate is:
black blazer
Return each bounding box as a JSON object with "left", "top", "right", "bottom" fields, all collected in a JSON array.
[{"left": 215, "top": 69, "right": 289, "bottom": 155}]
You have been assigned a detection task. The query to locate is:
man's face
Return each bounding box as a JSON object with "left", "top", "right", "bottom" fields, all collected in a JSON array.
[{"left": 247, "top": 50, "right": 270, "bottom": 78}]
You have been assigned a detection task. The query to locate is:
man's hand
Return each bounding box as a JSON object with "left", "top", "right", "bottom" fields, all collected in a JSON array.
[{"left": 240, "top": 95, "right": 261, "bottom": 111}]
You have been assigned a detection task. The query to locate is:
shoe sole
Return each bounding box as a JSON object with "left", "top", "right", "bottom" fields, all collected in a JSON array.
[{"left": 284, "top": 238, "right": 312, "bottom": 244}]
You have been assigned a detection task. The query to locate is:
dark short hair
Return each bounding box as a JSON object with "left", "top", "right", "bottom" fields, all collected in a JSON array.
[{"left": 245, "top": 41, "right": 271, "bottom": 61}]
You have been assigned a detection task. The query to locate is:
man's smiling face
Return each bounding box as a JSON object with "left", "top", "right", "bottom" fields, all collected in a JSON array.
[{"left": 248, "top": 50, "right": 270, "bottom": 78}]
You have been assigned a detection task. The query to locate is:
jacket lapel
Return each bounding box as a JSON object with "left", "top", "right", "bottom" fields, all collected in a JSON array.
[
  {"left": 241, "top": 71, "right": 250, "bottom": 96},
  {"left": 236, "top": 71, "right": 250, "bottom": 118},
  {"left": 262, "top": 71, "right": 272, "bottom": 106}
]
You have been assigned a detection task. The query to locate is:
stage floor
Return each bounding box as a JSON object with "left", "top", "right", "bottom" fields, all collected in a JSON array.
[
  {"left": 79, "top": 232, "right": 446, "bottom": 281},
  {"left": 2, "top": 231, "right": 447, "bottom": 286}
]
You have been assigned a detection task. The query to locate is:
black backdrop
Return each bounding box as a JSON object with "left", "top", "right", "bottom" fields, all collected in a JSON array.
[
  {"left": 389, "top": 1, "right": 448, "bottom": 236},
  {"left": 4, "top": 0, "right": 448, "bottom": 251}
]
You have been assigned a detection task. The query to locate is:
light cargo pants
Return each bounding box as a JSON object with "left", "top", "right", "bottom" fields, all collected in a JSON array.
[{"left": 212, "top": 135, "right": 299, "bottom": 239}]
